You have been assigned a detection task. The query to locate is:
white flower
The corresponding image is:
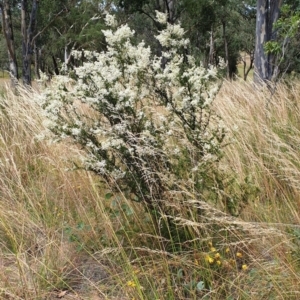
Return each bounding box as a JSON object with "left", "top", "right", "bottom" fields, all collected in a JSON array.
[
  {"left": 113, "top": 123, "right": 127, "bottom": 134},
  {"left": 111, "top": 169, "right": 125, "bottom": 180},
  {"left": 42, "top": 119, "right": 56, "bottom": 130},
  {"left": 102, "top": 25, "right": 134, "bottom": 45},
  {"left": 173, "top": 148, "right": 180, "bottom": 155},
  {"left": 104, "top": 13, "right": 118, "bottom": 27},
  {"left": 71, "top": 128, "right": 81, "bottom": 136},
  {"left": 155, "top": 11, "right": 168, "bottom": 24},
  {"left": 144, "top": 120, "right": 152, "bottom": 128},
  {"left": 204, "top": 143, "right": 211, "bottom": 150},
  {"left": 156, "top": 24, "right": 187, "bottom": 48},
  {"left": 92, "top": 160, "right": 107, "bottom": 173},
  {"left": 86, "top": 141, "right": 99, "bottom": 151},
  {"left": 191, "top": 165, "right": 199, "bottom": 173}
]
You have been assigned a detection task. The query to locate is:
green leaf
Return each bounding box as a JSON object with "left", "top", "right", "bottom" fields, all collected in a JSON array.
[
  {"left": 196, "top": 281, "right": 205, "bottom": 291},
  {"left": 177, "top": 268, "right": 184, "bottom": 279},
  {"left": 121, "top": 203, "right": 134, "bottom": 216},
  {"left": 105, "top": 193, "right": 113, "bottom": 200},
  {"left": 77, "top": 222, "right": 85, "bottom": 230},
  {"left": 183, "top": 280, "right": 197, "bottom": 291}
]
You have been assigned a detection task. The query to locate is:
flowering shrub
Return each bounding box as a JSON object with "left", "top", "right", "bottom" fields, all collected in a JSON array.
[{"left": 39, "top": 12, "right": 226, "bottom": 210}]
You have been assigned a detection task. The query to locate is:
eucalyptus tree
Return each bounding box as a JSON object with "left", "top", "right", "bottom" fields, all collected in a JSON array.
[
  {"left": 254, "top": 0, "right": 284, "bottom": 83},
  {"left": 0, "top": 0, "right": 68, "bottom": 85},
  {"left": 21, "top": 0, "right": 39, "bottom": 85}
]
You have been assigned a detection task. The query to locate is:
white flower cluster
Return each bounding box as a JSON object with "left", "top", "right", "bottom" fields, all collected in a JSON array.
[
  {"left": 156, "top": 24, "right": 189, "bottom": 49},
  {"left": 103, "top": 25, "right": 134, "bottom": 45},
  {"left": 155, "top": 11, "right": 168, "bottom": 24},
  {"left": 104, "top": 13, "right": 118, "bottom": 28},
  {"left": 40, "top": 13, "right": 225, "bottom": 202}
]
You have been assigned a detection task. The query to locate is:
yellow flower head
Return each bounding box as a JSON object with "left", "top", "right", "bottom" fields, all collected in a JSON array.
[
  {"left": 210, "top": 247, "right": 217, "bottom": 252},
  {"left": 127, "top": 280, "right": 137, "bottom": 288},
  {"left": 214, "top": 252, "right": 221, "bottom": 259},
  {"left": 242, "top": 264, "right": 248, "bottom": 271},
  {"left": 236, "top": 252, "right": 243, "bottom": 258},
  {"left": 216, "top": 260, "right": 222, "bottom": 266},
  {"left": 205, "top": 255, "right": 214, "bottom": 264},
  {"left": 225, "top": 247, "right": 230, "bottom": 254}
]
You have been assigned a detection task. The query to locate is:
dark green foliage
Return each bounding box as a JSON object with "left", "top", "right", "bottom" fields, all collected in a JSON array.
[
  {"left": 118, "top": 0, "right": 150, "bottom": 13},
  {"left": 36, "top": 0, "right": 107, "bottom": 75},
  {"left": 4, "top": 1, "right": 300, "bottom": 82}
]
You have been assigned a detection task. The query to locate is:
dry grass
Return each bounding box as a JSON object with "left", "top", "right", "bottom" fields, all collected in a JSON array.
[
  {"left": 0, "top": 80, "right": 300, "bottom": 299},
  {"left": 216, "top": 80, "right": 300, "bottom": 224}
]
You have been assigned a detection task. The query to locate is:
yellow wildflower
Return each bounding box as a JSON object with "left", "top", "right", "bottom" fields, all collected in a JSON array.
[
  {"left": 127, "top": 280, "right": 137, "bottom": 288},
  {"left": 242, "top": 264, "right": 248, "bottom": 271},
  {"left": 214, "top": 252, "right": 221, "bottom": 259},
  {"left": 225, "top": 247, "right": 230, "bottom": 254},
  {"left": 236, "top": 252, "right": 243, "bottom": 258},
  {"left": 216, "top": 260, "right": 222, "bottom": 266},
  {"left": 205, "top": 255, "right": 214, "bottom": 264},
  {"left": 210, "top": 247, "right": 217, "bottom": 252}
]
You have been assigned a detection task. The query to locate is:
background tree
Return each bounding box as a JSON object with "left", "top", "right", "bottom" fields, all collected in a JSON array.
[
  {"left": 237, "top": 2, "right": 256, "bottom": 80},
  {"left": 7, "top": 0, "right": 299, "bottom": 85},
  {"left": 0, "top": 0, "right": 107, "bottom": 85},
  {"left": 264, "top": 3, "right": 300, "bottom": 79},
  {"left": 254, "top": 0, "right": 284, "bottom": 83},
  {"left": 35, "top": 0, "right": 106, "bottom": 77},
  {"left": 0, "top": 0, "right": 18, "bottom": 86},
  {"left": 21, "top": 0, "right": 39, "bottom": 85}
]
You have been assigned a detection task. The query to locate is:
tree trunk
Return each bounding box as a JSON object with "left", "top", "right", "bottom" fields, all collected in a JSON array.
[
  {"left": 0, "top": 0, "right": 19, "bottom": 88},
  {"left": 21, "top": 0, "right": 39, "bottom": 86},
  {"left": 208, "top": 26, "right": 215, "bottom": 66},
  {"left": 52, "top": 55, "right": 60, "bottom": 75},
  {"left": 34, "top": 41, "right": 40, "bottom": 80},
  {"left": 222, "top": 21, "right": 230, "bottom": 79},
  {"left": 254, "top": 0, "right": 283, "bottom": 83},
  {"left": 165, "top": 0, "right": 176, "bottom": 24}
]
